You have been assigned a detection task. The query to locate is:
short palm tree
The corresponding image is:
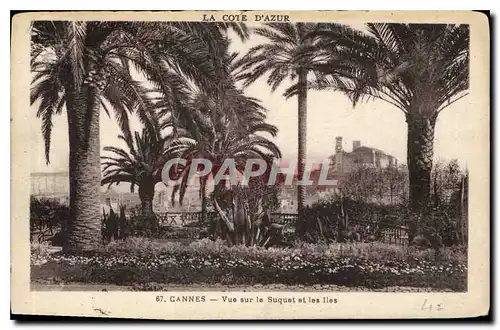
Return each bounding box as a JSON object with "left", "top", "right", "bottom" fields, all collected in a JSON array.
[
  {"left": 167, "top": 89, "right": 281, "bottom": 206},
  {"left": 309, "top": 24, "right": 469, "bottom": 216},
  {"left": 101, "top": 126, "right": 171, "bottom": 233},
  {"left": 31, "top": 21, "right": 245, "bottom": 252}
]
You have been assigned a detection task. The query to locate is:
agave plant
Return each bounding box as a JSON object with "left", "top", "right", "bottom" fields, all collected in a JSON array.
[{"left": 211, "top": 185, "right": 284, "bottom": 247}]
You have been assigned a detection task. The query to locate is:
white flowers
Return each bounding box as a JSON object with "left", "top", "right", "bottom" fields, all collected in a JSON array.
[{"left": 30, "top": 238, "right": 467, "bottom": 291}]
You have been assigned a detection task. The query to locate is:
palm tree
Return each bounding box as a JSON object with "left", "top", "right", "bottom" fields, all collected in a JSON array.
[
  {"left": 235, "top": 23, "right": 328, "bottom": 236},
  {"left": 156, "top": 42, "right": 280, "bottom": 218},
  {"left": 167, "top": 89, "right": 281, "bottom": 205},
  {"left": 165, "top": 81, "right": 281, "bottom": 241},
  {"left": 309, "top": 24, "right": 469, "bottom": 216},
  {"left": 101, "top": 126, "right": 172, "bottom": 233},
  {"left": 30, "top": 21, "right": 246, "bottom": 252}
]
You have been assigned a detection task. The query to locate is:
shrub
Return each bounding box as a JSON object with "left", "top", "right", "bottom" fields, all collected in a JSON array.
[
  {"left": 303, "top": 198, "right": 405, "bottom": 243},
  {"left": 101, "top": 205, "right": 129, "bottom": 243},
  {"left": 303, "top": 196, "right": 466, "bottom": 248},
  {"left": 30, "top": 197, "right": 69, "bottom": 242},
  {"left": 125, "top": 205, "right": 159, "bottom": 236}
]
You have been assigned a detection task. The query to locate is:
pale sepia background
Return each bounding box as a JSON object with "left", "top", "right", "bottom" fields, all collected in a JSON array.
[{"left": 12, "top": 10, "right": 490, "bottom": 319}]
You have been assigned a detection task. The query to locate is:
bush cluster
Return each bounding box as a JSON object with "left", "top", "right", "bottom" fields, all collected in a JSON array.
[
  {"left": 30, "top": 197, "right": 69, "bottom": 242},
  {"left": 303, "top": 197, "right": 466, "bottom": 247}
]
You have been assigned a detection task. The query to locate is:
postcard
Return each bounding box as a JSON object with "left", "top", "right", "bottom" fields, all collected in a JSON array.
[{"left": 11, "top": 10, "right": 490, "bottom": 319}]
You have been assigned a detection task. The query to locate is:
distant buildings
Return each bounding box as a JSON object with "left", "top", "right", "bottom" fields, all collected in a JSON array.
[
  {"left": 30, "top": 171, "right": 69, "bottom": 205},
  {"left": 153, "top": 187, "right": 203, "bottom": 212},
  {"left": 30, "top": 171, "right": 142, "bottom": 211}
]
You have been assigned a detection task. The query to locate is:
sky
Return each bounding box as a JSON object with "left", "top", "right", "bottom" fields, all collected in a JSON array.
[{"left": 29, "top": 23, "right": 475, "bottom": 177}]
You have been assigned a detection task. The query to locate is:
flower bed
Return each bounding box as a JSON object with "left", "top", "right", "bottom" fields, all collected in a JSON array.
[{"left": 31, "top": 238, "right": 467, "bottom": 291}]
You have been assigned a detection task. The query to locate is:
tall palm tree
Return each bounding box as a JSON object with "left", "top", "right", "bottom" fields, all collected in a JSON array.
[
  {"left": 156, "top": 42, "right": 280, "bottom": 219},
  {"left": 235, "top": 23, "right": 325, "bottom": 236},
  {"left": 101, "top": 126, "right": 172, "bottom": 233},
  {"left": 309, "top": 24, "right": 469, "bottom": 217},
  {"left": 30, "top": 21, "right": 245, "bottom": 252},
  {"left": 164, "top": 72, "right": 281, "bottom": 228}
]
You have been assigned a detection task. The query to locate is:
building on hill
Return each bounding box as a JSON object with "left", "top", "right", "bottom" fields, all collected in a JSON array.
[
  {"left": 285, "top": 137, "right": 401, "bottom": 207},
  {"left": 330, "top": 136, "right": 398, "bottom": 175},
  {"left": 330, "top": 136, "right": 398, "bottom": 173}
]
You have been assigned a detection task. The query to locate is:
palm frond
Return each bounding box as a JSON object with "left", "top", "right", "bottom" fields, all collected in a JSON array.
[{"left": 65, "top": 22, "right": 87, "bottom": 91}]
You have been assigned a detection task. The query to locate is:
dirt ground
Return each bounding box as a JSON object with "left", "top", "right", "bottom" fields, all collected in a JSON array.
[{"left": 31, "top": 282, "right": 453, "bottom": 292}]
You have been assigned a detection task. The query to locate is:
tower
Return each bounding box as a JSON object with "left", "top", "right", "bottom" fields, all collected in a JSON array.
[
  {"left": 335, "top": 136, "right": 343, "bottom": 173},
  {"left": 335, "top": 136, "right": 343, "bottom": 153}
]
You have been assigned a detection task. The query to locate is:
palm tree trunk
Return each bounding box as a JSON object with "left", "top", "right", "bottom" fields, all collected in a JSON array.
[
  {"left": 459, "top": 173, "right": 468, "bottom": 246},
  {"left": 200, "top": 177, "right": 208, "bottom": 223},
  {"left": 64, "top": 85, "right": 102, "bottom": 253},
  {"left": 406, "top": 113, "right": 436, "bottom": 240},
  {"left": 296, "top": 69, "right": 308, "bottom": 237},
  {"left": 139, "top": 178, "right": 158, "bottom": 234},
  {"left": 213, "top": 180, "right": 228, "bottom": 240}
]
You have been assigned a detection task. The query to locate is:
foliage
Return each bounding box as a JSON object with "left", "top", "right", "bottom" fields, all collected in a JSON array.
[
  {"left": 30, "top": 21, "right": 248, "bottom": 252},
  {"left": 101, "top": 128, "right": 169, "bottom": 193},
  {"left": 101, "top": 205, "right": 129, "bottom": 243},
  {"left": 121, "top": 205, "right": 160, "bottom": 237},
  {"left": 31, "top": 21, "right": 249, "bottom": 161},
  {"left": 158, "top": 45, "right": 282, "bottom": 242},
  {"left": 303, "top": 159, "right": 468, "bottom": 247},
  {"left": 165, "top": 78, "right": 282, "bottom": 209},
  {"left": 339, "top": 165, "right": 408, "bottom": 204},
  {"left": 307, "top": 23, "right": 469, "bottom": 114},
  {"left": 431, "top": 159, "right": 467, "bottom": 208},
  {"left": 101, "top": 123, "right": 168, "bottom": 234},
  {"left": 306, "top": 23, "right": 469, "bottom": 212},
  {"left": 234, "top": 23, "right": 351, "bottom": 231},
  {"left": 303, "top": 197, "right": 405, "bottom": 244},
  {"left": 157, "top": 226, "right": 204, "bottom": 240},
  {"left": 30, "top": 241, "right": 54, "bottom": 266},
  {"left": 206, "top": 182, "right": 287, "bottom": 248},
  {"left": 30, "top": 197, "right": 69, "bottom": 243},
  {"left": 31, "top": 238, "right": 467, "bottom": 291},
  {"left": 409, "top": 160, "right": 468, "bottom": 246}
]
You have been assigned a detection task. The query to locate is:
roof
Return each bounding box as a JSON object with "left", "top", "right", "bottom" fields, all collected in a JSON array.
[{"left": 349, "top": 146, "right": 393, "bottom": 157}]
